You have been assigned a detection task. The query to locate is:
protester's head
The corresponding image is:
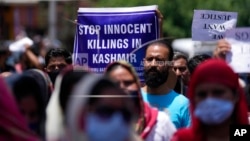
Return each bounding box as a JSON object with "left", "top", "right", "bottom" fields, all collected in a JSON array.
[
  {"left": 45, "top": 65, "right": 89, "bottom": 141},
  {"left": 143, "top": 39, "right": 173, "bottom": 88},
  {"left": 59, "top": 66, "right": 89, "bottom": 114},
  {"left": 24, "top": 69, "right": 53, "bottom": 105},
  {"left": 66, "top": 74, "right": 138, "bottom": 141},
  {"left": 106, "top": 61, "right": 140, "bottom": 92},
  {"left": 188, "top": 59, "right": 249, "bottom": 130},
  {"left": 0, "top": 76, "right": 39, "bottom": 140},
  {"left": 173, "top": 52, "right": 190, "bottom": 85},
  {"left": 44, "top": 48, "right": 72, "bottom": 84},
  {"left": 8, "top": 74, "right": 45, "bottom": 137},
  {"left": 187, "top": 54, "right": 211, "bottom": 75},
  {"left": 105, "top": 61, "right": 143, "bottom": 120}
]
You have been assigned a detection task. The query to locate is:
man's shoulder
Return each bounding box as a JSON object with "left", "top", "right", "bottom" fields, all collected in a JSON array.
[
  {"left": 169, "top": 90, "right": 189, "bottom": 105},
  {"left": 169, "top": 90, "right": 188, "bottom": 99}
]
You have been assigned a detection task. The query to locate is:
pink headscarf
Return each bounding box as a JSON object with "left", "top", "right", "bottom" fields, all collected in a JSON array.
[{"left": 0, "top": 76, "right": 39, "bottom": 141}]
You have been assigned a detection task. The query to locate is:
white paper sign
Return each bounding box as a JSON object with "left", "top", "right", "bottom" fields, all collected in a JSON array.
[
  {"left": 9, "top": 37, "right": 34, "bottom": 52},
  {"left": 225, "top": 28, "right": 250, "bottom": 73},
  {"left": 192, "top": 10, "right": 238, "bottom": 41}
]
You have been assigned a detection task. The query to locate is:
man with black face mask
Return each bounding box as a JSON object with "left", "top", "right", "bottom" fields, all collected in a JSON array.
[
  {"left": 141, "top": 39, "right": 191, "bottom": 129},
  {"left": 44, "top": 48, "right": 72, "bottom": 85},
  {"left": 172, "top": 52, "right": 190, "bottom": 95}
]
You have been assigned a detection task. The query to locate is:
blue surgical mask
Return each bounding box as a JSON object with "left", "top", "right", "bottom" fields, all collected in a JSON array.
[
  {"left": 86, "top": 112, "right": 130, "bottom": 141},
  {"left": 194, "top": 98, "right": 234, "bottom": 125}
]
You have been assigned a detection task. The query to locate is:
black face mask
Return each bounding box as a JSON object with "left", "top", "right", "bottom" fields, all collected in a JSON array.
[
  {"left": 143, "top": 67, "right": 169, "bottom": 88},
  {"left": 47, "top": 70, "right": 60, "bottom": 85}
]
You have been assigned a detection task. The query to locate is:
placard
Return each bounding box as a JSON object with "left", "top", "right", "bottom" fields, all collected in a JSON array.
[
  {"left": 225, "top": 28, "right": 250, "bottom": 73},
  {"left": 73, "top": 5, "right": 160, "bottom": 81},
  {"left": 192, "top": 10, "right": 237, "bottom": 41}
]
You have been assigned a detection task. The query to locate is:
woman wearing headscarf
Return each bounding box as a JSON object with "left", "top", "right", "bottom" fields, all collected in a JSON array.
[
  {"left": 24, "top": 69, "right": 53, "bottom": 105},
  {"left": 0, "top": 76, "right": 39, "bottom": 141},
  {"left": 65, "top": 73, "right": 142, "bottom": 141},
  {"left": 46, "top": 65, "right": 88, "bottom": 141},
  {"left": 6, "top": 73, "right": 46, "bottom": 139},
  {"left": 171, "top": 59, "right": 249, "bottom": 141},
  {"left": 105, "top": 61, "right": 176, "bottom": 141}
]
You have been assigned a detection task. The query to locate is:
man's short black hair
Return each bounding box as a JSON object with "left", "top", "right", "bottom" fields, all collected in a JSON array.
[
  {"left": 173, "top": 52, "right": 188, "bottom": 62},
  {"left": 187, "top": 54, "right": 211, "bottom": 74},
  {"left": 145, "top": 38, "right": 174, "bottom": 61},
  {"left": 45, "top": 48, "right": 72, "bottom": 67}
]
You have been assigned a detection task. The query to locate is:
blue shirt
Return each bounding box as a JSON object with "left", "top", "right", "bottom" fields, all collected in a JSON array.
[{"left": 141, "top": 89, "right": 191, "bottom": 129}]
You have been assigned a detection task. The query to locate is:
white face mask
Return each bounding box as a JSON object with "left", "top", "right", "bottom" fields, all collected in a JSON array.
[
  {"left": 194, "top": 98, "right": 234, "bottom": 125},
  {"left": 85, "top": 112, "right": 130, "bottom": 141}
]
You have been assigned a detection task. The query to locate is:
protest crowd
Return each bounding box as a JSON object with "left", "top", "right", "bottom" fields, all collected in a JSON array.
[{"left": 1, "top": 5, "right": 250, "bottom": 141}]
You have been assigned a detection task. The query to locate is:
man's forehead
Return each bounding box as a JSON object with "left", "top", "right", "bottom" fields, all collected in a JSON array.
[
  {"left": 146, "top": 44, "right": 170, "bottom": 58},
  {"left": 147, "top": 44, "right": 169, "bottom": 53},
  {"left": 49, "top": 56, "right": 66, "bottom": 62},
  {"left": 147, "top": 43, "right": 168, "bottom": 50}
]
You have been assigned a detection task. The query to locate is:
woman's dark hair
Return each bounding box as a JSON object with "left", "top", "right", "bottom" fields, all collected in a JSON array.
[
  {"left": 13, "top": 75, "right": 44, "bottom": 116},
  {"left": 188, "top": 54, "right": 211, "bottom": 74},
  {"left": 87, "top": 78, "right": 118, "bottom": 106},
  {"left": 12, "top": 75, "right": 45, "bottom": 137},
  {"left": 59, "top": 70, "right": 88, "bottom": 114}
]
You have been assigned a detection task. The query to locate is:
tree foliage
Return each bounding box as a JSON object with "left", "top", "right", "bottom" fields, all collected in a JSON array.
[{"left": 94, "top": 0, "right": 250, "bottom": 38}]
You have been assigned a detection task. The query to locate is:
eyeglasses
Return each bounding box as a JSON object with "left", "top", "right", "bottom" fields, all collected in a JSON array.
[
  {"left": 173, "top": 66, "right": 187, "bottom": 72},
  {"left": 94, "top": 106, "right": 132, "bottom": 123}
]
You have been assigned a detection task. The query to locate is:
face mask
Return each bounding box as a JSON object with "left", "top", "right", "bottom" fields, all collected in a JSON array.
[
  {"left": 194, "top": 98, "right": 234, "bottom": 125},
  {"left": 47, "top": 70, "right": 60, "bottom": 84},
  {"left": 86, "top": 112, "right": 130, "bottom": 141},
  {"left": 144, "top": 66, "right": 169, "bottom": 88}
]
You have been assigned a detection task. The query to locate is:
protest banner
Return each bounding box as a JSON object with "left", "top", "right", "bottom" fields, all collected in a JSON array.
[
  {"left": 192, "top": 10, "right": 238, "bottom": 41},
  {"left": 73, "top": 5, "right": 160, "bottom": 82},
  {"left": 225, "top": 28, "right": 250, "bottom": 73}
]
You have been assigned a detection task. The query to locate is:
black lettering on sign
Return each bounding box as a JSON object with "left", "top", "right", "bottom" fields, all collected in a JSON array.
[
  {"left": 203, "top": 24, "right": 226, "bottom": 31},
  {"left": 212, "top": 34, "right": 224, "bottom": 40},
  {"left": 200, "top": 14, "right": 231, "bottom": 21},
  {"left": 235, "top": 32, "right": 250, "bottom": 41}
]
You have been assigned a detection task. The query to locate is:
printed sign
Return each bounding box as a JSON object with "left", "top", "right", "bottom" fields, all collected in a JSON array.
[
  {"left": 225, "top": 28, "right": 250, "bottom": 73},
  {"left": 73, "top": 5, "right": 160, "bottom": 82},
  {"left": 192, "top": 10, "right": 238, "bottom": 41}
]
